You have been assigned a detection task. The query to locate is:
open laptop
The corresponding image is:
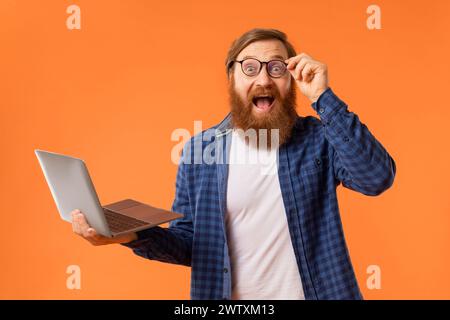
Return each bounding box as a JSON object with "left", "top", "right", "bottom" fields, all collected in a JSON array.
[{"left": 35, "top": 149, "right": 183, "bottom": 238}]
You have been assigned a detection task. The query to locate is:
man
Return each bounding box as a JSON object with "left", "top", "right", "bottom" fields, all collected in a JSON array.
[{"left": 72, "top": 28, "right": 396, "bottom": 300}]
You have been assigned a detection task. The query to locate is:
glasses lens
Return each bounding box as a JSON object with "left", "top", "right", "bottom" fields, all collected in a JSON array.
[
  {"left": 241, "top": 59, "right": 261, "bottom": 76},
  {"left": 267, "top": 60, "right": 286, "bottom": 77}
]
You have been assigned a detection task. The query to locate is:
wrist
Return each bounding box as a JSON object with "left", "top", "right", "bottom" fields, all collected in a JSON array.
[
  {"left": 118, "top": 232, "right": 138, "bottom": 244},
  {"left": 310, "top": 87, "right": 329, "bottom": 103}
]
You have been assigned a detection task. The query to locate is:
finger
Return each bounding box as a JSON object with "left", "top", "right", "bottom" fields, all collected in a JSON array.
[
  {"left": 294, "top": 58, "right": 308, "bottom": 80},
  {"left": 285, "top": 52, "right": 310, "bottom": 63},
  {"left": 286, "top": 56, "right": 300, "bottom": 70},
  {"left": 82, "top": 228, "right": 99, "bottom": 244},
  {"left": 285, "top": 53, "right": 307, "bottom": 70},
  {"left": 71, "top": 209, "right": 80, "bottom": 222},
  {"left": 71, "top": 209, "right": 81, "bottom": 234},
  {"left": 286, "top": 57, "right": 299, "bottom": 70},
  {"left": 86, "top": 228, "right": 102, "bottom": 241},
  {"left": 293, "top": 58, "right": 309, "bottom": 81},
  {"left": 88, "top": 228, "right": 113, "bottom": 245},
  {"left": 72, "top": 220, "right": 80, "bottom": 235},
  {"left": 74, "top": 213, "right": 92, "bottom": 237},
  {"left": 301, "top": 63, "right": 315, "bottom": 83},
  {"left": 285, "top": 53, "right": 311, "bottom": 70}
]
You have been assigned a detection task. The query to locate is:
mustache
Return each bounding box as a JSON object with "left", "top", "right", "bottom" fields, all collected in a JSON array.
[{"left": 248, "top": 86, "right": 281, "bottom": 101}]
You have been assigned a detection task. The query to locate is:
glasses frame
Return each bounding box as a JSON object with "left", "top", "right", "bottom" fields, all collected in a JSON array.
[{"left": 230, "top": 58, "right": 289, "bottom": 78}]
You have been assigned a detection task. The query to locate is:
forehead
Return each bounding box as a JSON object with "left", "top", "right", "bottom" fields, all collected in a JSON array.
[{"left": 236, "top": 39, "right": 288, "bottom": 61}]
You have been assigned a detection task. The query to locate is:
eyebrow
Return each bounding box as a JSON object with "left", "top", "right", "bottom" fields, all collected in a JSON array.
[{"left": 241, "top": 55, "right": 286, "bottom": 60}]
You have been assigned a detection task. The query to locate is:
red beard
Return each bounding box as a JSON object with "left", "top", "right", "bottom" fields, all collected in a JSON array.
[{"left": 228, "top": 76, "right": 298, "bottom": 149}]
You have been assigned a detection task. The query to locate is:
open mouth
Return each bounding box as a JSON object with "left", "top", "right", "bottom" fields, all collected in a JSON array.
[{"left": 252, "top": 95, "right": 275, "bottom": 112}]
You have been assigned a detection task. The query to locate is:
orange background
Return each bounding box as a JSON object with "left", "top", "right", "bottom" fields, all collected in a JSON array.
[{"left": 1, "top": 0, "right": 449, "bottom": 299}]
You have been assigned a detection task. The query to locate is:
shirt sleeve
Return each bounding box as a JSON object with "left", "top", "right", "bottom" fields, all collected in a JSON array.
[
  {"left": 312, "top": 87, "right": 396, "bottom": 196},
  {"left": 121, "top": 142, "right": 194, "bottom": 266}
]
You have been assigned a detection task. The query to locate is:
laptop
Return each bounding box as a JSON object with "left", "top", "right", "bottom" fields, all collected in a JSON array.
[{"left": 35, "top": 149, "right": 183, "bottom": 238}]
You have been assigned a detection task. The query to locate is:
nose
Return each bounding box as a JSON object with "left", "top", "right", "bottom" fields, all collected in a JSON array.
[{"left": 254, "top": 64, "right": 273, "bottom": 87}]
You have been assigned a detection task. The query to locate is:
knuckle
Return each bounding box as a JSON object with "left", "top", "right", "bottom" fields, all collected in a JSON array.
[{"left": 82, "top": 231, "right": 91, "bottom": 239}]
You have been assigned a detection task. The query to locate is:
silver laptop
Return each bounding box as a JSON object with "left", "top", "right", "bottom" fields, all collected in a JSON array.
[{"left": 35, "top": 149, "right": 183, "bottom": 237}]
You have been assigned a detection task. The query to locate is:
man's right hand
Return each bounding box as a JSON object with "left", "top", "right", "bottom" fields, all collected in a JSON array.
[{"left": 71, "top": 209, "right": 137, "bottom": 245}]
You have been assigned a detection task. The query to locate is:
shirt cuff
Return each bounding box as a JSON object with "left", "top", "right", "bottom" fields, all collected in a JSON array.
[{"left": 311, "top": 87, "right": 347, "bottom": 124}]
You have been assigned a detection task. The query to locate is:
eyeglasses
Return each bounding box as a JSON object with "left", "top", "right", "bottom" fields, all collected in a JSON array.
[{"left": 229, "top": 58, "right": 288, "bottom": 78}]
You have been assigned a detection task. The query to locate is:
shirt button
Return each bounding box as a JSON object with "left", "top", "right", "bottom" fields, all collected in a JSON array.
[
  {"left": 223, "top": 268, "right": 228, "bottom": 273},
  {"left": 343, "top": 136, "right": 350, "bottom": 142},
  {"left": 319, "top": 107, "right": 325, "bottom": 113}
]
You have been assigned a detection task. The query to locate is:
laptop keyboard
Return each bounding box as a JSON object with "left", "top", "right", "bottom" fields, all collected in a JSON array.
[{"left": 103, "top": 209, "right": 149, "bottom": 234}]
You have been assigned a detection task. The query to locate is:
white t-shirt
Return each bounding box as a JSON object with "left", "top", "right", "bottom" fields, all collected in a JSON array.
[{"left": 225, "top": 129, "right": 305, "bottom": 300}]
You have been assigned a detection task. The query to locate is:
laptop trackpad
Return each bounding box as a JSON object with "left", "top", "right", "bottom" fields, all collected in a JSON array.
[
  {"left": 103, "top": 199, "right": 180, "bottom": 225},
  {"left": 119, "top": 204, "right": 170, "bottom": 224}
]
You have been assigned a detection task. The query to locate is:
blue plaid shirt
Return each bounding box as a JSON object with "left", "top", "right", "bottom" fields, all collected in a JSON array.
[{"left": 122, "top": 87, "right": 396, "bottom": 300}]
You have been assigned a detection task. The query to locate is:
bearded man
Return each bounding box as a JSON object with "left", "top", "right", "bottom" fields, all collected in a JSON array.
[{"left": 72, "top": 28, "right": 396, "bottom": 300}]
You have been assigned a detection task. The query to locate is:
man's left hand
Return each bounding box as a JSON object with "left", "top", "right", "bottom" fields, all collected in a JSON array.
[{"left": 285, "top": 53, "right": 329, "bottom": 103}]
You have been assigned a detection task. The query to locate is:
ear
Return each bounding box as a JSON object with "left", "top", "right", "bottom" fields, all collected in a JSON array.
[
  {"left": 227, "top": 62, "right": 236, "bottom": 82},
  {"left": 228, "top": 69, "right": 233, "bottom": 82}
]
